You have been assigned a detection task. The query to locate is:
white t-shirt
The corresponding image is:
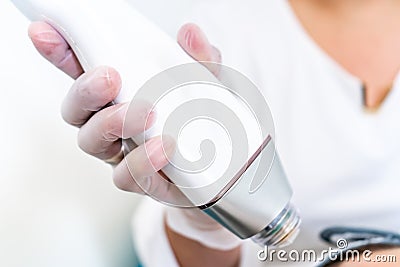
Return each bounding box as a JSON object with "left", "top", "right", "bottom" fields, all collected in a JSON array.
[{"left": 132, "top": 0, "right": 400, "bottom": 266}]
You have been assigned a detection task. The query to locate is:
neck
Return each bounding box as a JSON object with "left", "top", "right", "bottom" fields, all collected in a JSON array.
[
  {"left": 289, "top": 0, "right": 400, "bottom": 110},
  {"left": 312, "top": 0, "right": 400, "bottom": 14}
]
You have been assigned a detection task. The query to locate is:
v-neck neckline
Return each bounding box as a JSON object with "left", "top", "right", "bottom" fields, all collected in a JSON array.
[{"left": 279, "top": 0, "right": 400, "bottom": 112}]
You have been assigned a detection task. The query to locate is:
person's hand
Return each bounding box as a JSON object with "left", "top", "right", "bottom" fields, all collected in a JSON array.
[
  {"left": 29, "top": 23, "right": 241, "bottom": 265},
  {"left": 28, "top": 22, "right": 221, "bottom": 194}
]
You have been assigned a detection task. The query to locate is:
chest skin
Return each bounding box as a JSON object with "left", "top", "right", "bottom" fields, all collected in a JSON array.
[{"left": 289, "top": 0, "right": 400, "bottom": 110}]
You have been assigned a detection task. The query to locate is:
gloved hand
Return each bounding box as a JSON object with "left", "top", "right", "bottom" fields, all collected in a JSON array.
[{"left": 28, "top": 22, "right": 241, "bottom": 251}]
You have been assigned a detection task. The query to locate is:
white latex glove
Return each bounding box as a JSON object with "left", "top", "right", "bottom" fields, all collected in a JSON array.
[{"left": 28, "top": 22, "right": 240, "bottom": 250}]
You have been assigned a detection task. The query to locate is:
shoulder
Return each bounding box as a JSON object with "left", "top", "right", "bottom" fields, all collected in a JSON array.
[
  {"left": 186, "top": 0, "right": 298, "bottom": 61},
  {"left": 188, "top": 0, "right": 287, "bottom": 40},
  {"left": 187, "top": 0, "right": 300, "bottom": 88}
]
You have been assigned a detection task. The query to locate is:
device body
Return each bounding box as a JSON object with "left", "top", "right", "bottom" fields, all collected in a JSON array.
[{"left": 11, "top": 0, "right": 300, "bottom": 246}]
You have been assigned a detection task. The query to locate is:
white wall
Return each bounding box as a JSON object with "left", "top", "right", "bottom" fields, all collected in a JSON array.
[{"left": 0, "top": 0, "right": 200, "bottom": 266}]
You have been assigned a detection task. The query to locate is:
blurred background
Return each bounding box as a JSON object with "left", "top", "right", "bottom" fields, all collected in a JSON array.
[{"left": 0, "top": 0, "right": 204, "bottom": 266}]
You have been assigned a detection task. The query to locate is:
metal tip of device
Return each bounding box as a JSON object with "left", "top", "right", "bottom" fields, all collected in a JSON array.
[{"left": 251, "top": 203, "right": 301, "bottom": 248}]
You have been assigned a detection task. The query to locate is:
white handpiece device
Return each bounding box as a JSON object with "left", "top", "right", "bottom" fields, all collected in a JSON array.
[{"left": 11, "top": 0, "right": 300, "bottom": 247}]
